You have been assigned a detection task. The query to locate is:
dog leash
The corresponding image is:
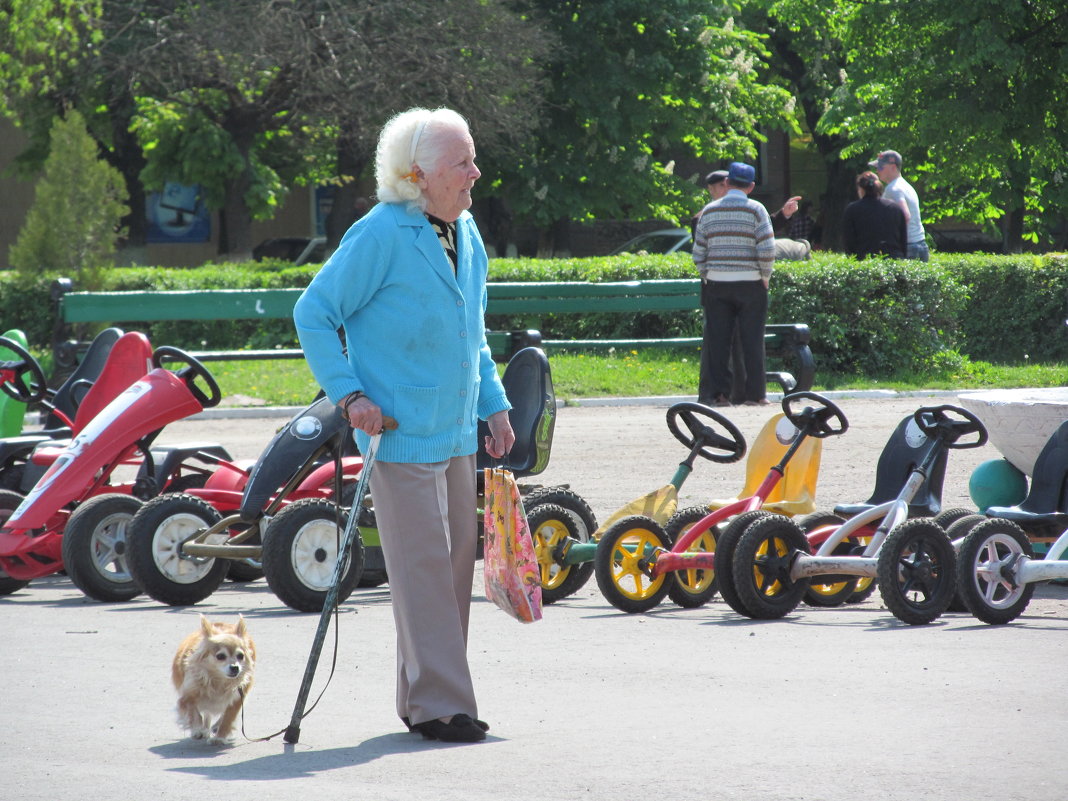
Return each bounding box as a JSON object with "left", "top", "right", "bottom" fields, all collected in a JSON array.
[
  {"left": 238, "top": 417, "right": 395, "bottom": 744},
  {"left": 281, "top": 418, "right": 394, "bottom": 744}
]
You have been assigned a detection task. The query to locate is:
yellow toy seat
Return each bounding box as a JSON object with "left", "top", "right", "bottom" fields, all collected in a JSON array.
[{"left": 704, "top": 413, "right": 822, "bottom": 517}]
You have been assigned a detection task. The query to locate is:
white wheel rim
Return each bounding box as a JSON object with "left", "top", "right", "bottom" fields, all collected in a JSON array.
[
  {"left": 290, "top": 518, "right": 348, "bottom": 591},
  {"left": 151, "top": 513, "right": 227, "bottom": 584},
  {"left": 972, "top": 532, "right": 1027, "bottom": 609},
  {"left": 89, "top": 510, "right": 135, "bottom": 582}
]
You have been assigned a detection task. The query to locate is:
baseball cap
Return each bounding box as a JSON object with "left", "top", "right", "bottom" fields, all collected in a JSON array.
[
  {"left": 869, "top": 150, "right": 902, "bottom": 170},
  {"left": 705, "top": 169, "right": 729, "bottom": 186},
  {"left": 727, "top": 161, "right": 756, "bottom": 184}
]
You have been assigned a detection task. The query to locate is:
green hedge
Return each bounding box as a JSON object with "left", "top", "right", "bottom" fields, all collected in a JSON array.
[{"left": 2, "top": 252, "right": 1065, "bottom": 376}]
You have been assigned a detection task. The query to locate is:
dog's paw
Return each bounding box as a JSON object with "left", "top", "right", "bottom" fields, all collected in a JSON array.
[
  {"left": 191, "top": 728, "right": 210, "bottom": 740},
  {"left": 207, "top": 735, "right": 234, "bottom": 746}
]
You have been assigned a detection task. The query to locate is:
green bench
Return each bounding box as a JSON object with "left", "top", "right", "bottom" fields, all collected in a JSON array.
[{"left": 51, "top": 278, "right": 814, "bottom": 391}]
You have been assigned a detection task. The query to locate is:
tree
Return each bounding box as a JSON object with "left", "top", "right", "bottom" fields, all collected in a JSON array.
[
  {"left": 825, "top": 0, "right": 1068, "bottom": 252},
  {"left": 8, "top": 109, "right": 128, "bottom": 287},
  {"left": 484, "top": 0, "right": 798, "bottom": 255}
]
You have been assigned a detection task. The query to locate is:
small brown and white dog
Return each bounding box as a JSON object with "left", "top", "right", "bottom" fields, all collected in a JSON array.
[{"left": 172, "top": 615, "right": 256, "bottom": 743}]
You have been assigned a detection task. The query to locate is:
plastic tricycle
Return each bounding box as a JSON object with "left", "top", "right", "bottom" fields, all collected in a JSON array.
[
  {"left": 594, "top": 391, "right": 846, "bottom": 613},
  {"left": 0, "top": 337, "right": 229, "bottom": 599},
  {"left": 725, "top": 404, "right": 987, "bottom": 625}
]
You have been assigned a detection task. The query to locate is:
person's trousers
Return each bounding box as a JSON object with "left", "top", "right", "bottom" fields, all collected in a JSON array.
[
  {"left": 699, "top": 278, "right": 768, "bottom": 403},
  {"left": 369, "top": 453, "right": 478, "bottom": 726},
  {"left": 907, "top": 241, "right": 930, "bottom": 262}
]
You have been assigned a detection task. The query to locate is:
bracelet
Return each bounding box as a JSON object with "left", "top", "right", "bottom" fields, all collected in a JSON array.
[{"left": 342, "top": 391, "right": 365, "bottom": 414}]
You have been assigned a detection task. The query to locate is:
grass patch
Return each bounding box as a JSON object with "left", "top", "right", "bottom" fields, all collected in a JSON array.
[{"left": 204, "top": 349, "right": 1067, "bottom": 406}]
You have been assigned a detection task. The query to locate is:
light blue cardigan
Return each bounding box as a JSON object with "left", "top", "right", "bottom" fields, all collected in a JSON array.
[{"left": 293, "top": 202, "right": 511, "bottom": 463}]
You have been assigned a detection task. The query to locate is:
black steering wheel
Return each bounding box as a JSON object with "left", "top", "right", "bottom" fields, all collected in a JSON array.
[
  {"left": 151, "top": 346, "right": 222, "bottom": 409},
  {"left": 666, "top": 402, "right": 747, "bottom": 463},
  {"left": 782, "top": 391, "right": 849, "bottom": 438},
  {"left": 914, "top": 404, "right": 988, "bottom": 450},
  {"left": 0, "top": 336, "right": 48, "bottom": 404}
]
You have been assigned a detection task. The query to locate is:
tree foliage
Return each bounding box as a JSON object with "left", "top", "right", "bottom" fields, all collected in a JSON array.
[
  {"left": 484, "top": 0, "right": 798, "bottom": 254},
  {"left": 8, "top": 109, "right": 128, "bottom": 286}
]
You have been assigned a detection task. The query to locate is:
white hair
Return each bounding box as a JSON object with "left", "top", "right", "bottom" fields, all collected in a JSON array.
[{"left": 375, "top": 107, "right": 472, "bottom": 213}]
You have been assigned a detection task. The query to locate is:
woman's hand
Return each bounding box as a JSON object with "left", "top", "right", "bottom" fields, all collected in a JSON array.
[
  {"left": 342, "top": 394, "right": 386, "bottom": 435},
  {"left": 484, "top": 410, "right": 515, "bottom": 459}
]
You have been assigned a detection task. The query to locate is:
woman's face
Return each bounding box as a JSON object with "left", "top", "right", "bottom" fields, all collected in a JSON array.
[{"left": 418, "top": 129, "right": 481, "bottom": 222}]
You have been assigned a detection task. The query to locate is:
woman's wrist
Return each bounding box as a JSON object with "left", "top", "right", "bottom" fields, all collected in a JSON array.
[{"left": 341, "top": 390, "right": 365, "bottom": 414}]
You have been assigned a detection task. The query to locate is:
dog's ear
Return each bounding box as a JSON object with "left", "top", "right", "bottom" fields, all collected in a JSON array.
[
  {"left": 234, "top": 614, "right": 247, "bottom": 638},
  {"left": 200, "top": 614, "right": 215, "bottom": 636}
]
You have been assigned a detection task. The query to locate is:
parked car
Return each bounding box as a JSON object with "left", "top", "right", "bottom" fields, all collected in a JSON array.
[
  {"left": 610, "top": 228, "right": 811, "bottom": 261},
  {"left": 252, "top": 236, "right": 328, "bottom": 265},
  {"left": 609, "top": 228, "right": 692, "bottom": 255}
]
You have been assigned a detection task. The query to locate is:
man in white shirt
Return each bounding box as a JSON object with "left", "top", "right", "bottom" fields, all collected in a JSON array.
[{"left": 871, "top": 150, "right": 929, "bottom": 261}]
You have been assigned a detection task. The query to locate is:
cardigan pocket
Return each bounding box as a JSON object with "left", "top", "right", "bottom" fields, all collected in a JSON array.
[{"left": 392, "top": 384, "right": 439, "bottom": 437}]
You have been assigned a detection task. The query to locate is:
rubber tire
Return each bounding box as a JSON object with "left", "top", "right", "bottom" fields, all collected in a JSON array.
[
  {"left": 713, "top": 510, "right": 776, "bottom": 616},
  {"left": 526, "top": 502, "right": 582, "bottom": 605},
  {"left": 524, "top": 486, "right": 597, "bottom": 603},
  {"left": 933, "top": 507, "right": 976, "bottom": 531},
  {"left": 732, "top": 514, "right": 811, "bottom": 619},
  {"left": 594, "top": 515, "right": 672, "bottom": 613},
  {"left": 943, "top": 513, "right": 987, "bottom": 612},
  {"left": 876, "top": 518, "right": 957, "bottom": 625},
  {"left": 796, "top": 512, "right": 856, "bottom": 607},
  {"left": 957, "top": 518, "right": 1035, "bottom": 625},
  {"left": 664, "top": 505, "right": 719, "bottom": 608},
  {"left": 261, "top": 498, "right": 363, "bottom": 613},
  {"left": 126, "top": 494, "right": 229, "bottom": 606},
  {"left": 61, "top": 494, "right": 144, "bottom": 602},
  {"left": 0, "top": 489, "right": 30, "bottom": 595}
]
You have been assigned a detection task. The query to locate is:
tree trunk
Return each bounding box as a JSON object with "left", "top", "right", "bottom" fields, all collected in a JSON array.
[
  {"left": 218, "top": 168, "right": 254, "bottom": 259},
  {"left": 326, "top": 128, "right": 370, "bottom": 250}
]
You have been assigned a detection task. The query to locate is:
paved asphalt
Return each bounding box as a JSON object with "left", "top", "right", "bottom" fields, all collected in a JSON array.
[{"left": 2, "top": 394, "right": 1067, "bottom": 801}]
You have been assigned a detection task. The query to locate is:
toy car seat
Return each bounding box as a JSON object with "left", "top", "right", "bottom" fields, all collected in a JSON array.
[
  {"left": 703, "top": 413, "right": 823, "bottom": 517},
  {"left": 41, "top": 327, "right": 124, "bottom": 432},
  {"left": 476, "top": 347, "right": 555, "bottom": 478},
  {"left": 984, "top": 419, "right": 1068, "bottom": 532},
  {"left": 834, "top": 413, "right": 947, "bottom": 519}
]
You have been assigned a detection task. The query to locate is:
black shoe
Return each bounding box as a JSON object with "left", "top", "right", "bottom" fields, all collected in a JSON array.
[
  {"left": 402, "top": 715, "right": 489, "bottom": 733},
  {"left": 412, "top": 714, "right": 486, "bottom": 742}
]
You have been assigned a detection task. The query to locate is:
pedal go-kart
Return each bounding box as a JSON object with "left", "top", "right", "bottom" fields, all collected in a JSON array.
[
  {"left": 0, "top": 336, "right": 230, "bottom": 600},
  {"left": 125, "top": 394, "right": 367, "bottom": 612},
  {"left": 594, "top": 391, "right": 845, "bottom": 614},
  {"left": 0, "top": 328, "right": 133, "bottom": 494},
  {"left": 953, "top": 419, "right": 1068, "bottom": 624},
  {"left": 724, "top": 404, "right": 987, "bottom": 625},
  {"left": 0, "top": 330, "right": 47, "bottom": 439},
  {"left": 480, "top": 346, "right": 596, "bottom": 605}
]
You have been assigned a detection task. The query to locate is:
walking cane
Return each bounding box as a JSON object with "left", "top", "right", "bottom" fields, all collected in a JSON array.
[{"left": 284, "top": 416, "right": 396, "bottom": 744}]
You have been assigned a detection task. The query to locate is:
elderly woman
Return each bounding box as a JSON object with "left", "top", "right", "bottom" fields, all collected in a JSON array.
[
  {"left": 294, "top": 107, "right": 515, "bottom": 744},
  {"left": 842, "top": 171, "right": 907, "bottom": 259}
]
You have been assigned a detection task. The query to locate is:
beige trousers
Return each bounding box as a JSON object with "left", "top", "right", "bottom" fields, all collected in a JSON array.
[{"left": 368, "top": 454, "right": 478, "bottom": 726}]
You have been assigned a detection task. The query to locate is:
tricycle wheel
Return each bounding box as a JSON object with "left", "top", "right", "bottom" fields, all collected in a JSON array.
[
  {"left": 732, "top": 514, "right": 810, "bottom": 619},
  {"left": 713, "top": 510, "right": 776, "bottom": 616},
  {"left": 524, "top": 487, "right": 597, "bottom": 604},
  {"left": 957, "top": 518, "right": 1035, "bottom": 625},
  {"left": 876, "top": 518, "right": 956, "bottom": 625},
  {"left": 61, "top": 493, "right": 144, "bottom": 602},
  {"left": 942, "top": 513, "right": 987, "bottom": 611},
  {"left": 261, "top": 498, "right": 363, "bottom": 613},
  {"left": 594, "top": 515, "right": 671, "bottom": 613},
  {"left": 933, "top": 506, "right": 975, "bottom": 531},
  {"left": 0, "top": 489, "right": 30, "bottom": 595},
  {"left": 126, "top": 494, "right": 229, "bottom": 606},
  {"left": 526, "top": 503, "right": 581, "bottom": 605},
  {"left": 664, "top": 505, "right": 718, "bottom": 608},
  {"left": 796, "top": 512, "right": 855, "bottom": 607}
]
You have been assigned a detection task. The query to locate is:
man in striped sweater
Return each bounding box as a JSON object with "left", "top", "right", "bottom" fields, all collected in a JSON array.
[{"left": 692, "top": 161, "right": 775, "bottom": 407}]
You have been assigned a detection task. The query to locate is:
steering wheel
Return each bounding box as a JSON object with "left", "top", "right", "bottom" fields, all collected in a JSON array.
[
  {"left": 151, "top": 346, "right": 222, "bottom": 409},
  {"left": 782, "top": 391, "right": 849, "bottom": 438},
  {"left": 914, "top": 404, "right": 988, "bottom": 449},
  {"left": 0, "top": 336, "right": 48, "bottom": 404},
  {"left": 666, "top": 402, "right": 747, "bottom": 463}
]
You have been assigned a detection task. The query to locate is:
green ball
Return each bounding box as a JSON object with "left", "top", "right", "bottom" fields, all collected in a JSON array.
[{"left": 969, "top": 458, "right": 1028, "bottom": 511}]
